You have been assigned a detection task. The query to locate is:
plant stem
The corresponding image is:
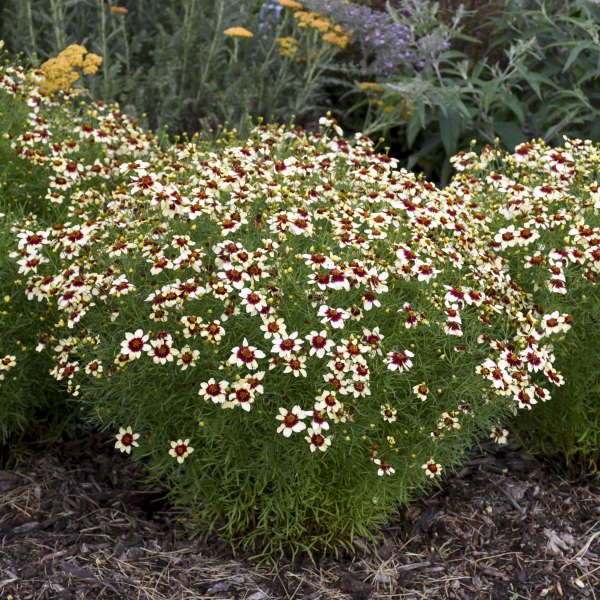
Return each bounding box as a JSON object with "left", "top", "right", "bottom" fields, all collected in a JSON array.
[
  {"left": 49, "top": 0, "right": 65, "bottom": 54},
  {"left": 200, "top": 0, "right": 224, "bottom": 86},
  {"left": 24, "top": 0, "right": 38, "bottom": 65},
  {"left": 97, "top": 0, "right": 109, "bottom": 100}
]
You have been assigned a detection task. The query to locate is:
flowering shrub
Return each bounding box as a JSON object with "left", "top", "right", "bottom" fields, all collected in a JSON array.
[
  {"left": 3, "top": 53, "right": 600, "bottom": 558},
  {"left": 451, "top": 141, "right": 600, "bottom": 472}
]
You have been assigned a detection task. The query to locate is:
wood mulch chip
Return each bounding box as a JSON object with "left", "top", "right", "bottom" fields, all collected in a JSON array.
[{"left": 1, "top": 431, "right": 600, "bottom": 600}]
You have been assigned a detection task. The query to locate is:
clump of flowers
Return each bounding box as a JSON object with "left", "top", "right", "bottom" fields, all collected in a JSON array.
[
  {"left": 39, "top": 44, "right": 103, "bottom": 95},
  {"left": 299, "top": 0, "right": 449, "bottom": 76},
  {"left": 282, "top": 5, "right": 352, "bottom": 49},
  {"left": 3, "top": 54, "right": 600, "bottom": 559}
]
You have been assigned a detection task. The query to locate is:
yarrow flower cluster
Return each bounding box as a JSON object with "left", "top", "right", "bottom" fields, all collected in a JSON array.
[{"left": 39, "top": 44, "right": 103, "bottom": 94}]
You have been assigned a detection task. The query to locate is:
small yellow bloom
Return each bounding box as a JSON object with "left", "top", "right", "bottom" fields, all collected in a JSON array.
[
  {"left": 359, "top": 82, "right": 385, "bottom": 93},
  {"left": 224, "top": 27, "right": 253, "bottom": 38},
  {"left": 279, "top": 0, "right": 304, "bottom": 8}
]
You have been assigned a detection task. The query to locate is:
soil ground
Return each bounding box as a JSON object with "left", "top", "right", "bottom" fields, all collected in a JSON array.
[{"left": 1, "top": 431, "right": 600, "bottom": 600}]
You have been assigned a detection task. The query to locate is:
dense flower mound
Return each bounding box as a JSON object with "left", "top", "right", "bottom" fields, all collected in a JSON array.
[{"left": 2, "top": 58, "right": 598, "bottom": 558}]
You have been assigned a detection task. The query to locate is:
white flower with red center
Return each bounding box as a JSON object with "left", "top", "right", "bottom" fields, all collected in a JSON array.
[
  {"left": 201, "top": 321, "right": 225, "bottom": 344},
  {"left": 276, "top": 405, "right": 307, "bottom": 437},
  {"left": 362, "top": 290, "right": 381, "bottom": 311},
  {"left": 327, "top": 356, "right": 350, "bottom": 377},
  {"left": 384, "top": 350, "right": 414, "bottom": 373},
  {"left": 445, "top": 304, "right": 462, "bottom": 323},
  {"left": 220, "top": 268, "right": 249, "bottom": 290},
  {"left": 518, "top": 226, "right": 539, "bottom": 245},
  {"left": 519, "top": 345, "right": 545, "bottom": 373},
  {"left": 464, "top": 289, "right": 484, "bottom": 307},
  {"left": 540, "top": 311, "right": 565, "bottom": 335},
  {"left": 199, "top": 378, "right": 229, "bottom": 404},
  {"left": 422, "top": 458, "right": 443, "bottom": 478},
  {"left": 229, "top": 338, "right": 265, "bottom": 370},
  {"left": 438, "top": 412, "right": 460, "bottom": 430},
  {"left": 362, "top": 326, "right": 384, "bottom": 356},
  {"left": 260, "top": 316, "right": 287, "bottom": 340},
  {"left": 412, "top": 259, "right": 440, "bottom": 283},
  {"left": 523, "top": 251, "right": 545, "bottom": 269},
  {"left": 501, "top": 349, "right": 523, "bottom": 369},
  {"left": 309, "top": 407, "right": 330, "bottom": 433},
  {"left": 171, "top": 235, "right": 193, "bottom": 251},
  {"left": 443, "top": 320, "right": 463, "bottom": 337},
  {"left": 373, "top": 458, "right": 395, "bottom": 476},
  {"left": 413, "top": 382, "right": 429, "bottom": 401},
  {"left": 308, "top": 271, "right": 331, "bottom": 291},
  {"left": 481, "top": 358, "right": 511, "bottom": 390},
  {"left": 228, "top": 380, "right": 255, "bottom": 412},
  {"left": 150, "top": 256, "right": 173, "bottom": 275},
  {"left": 302, "top": 252, "right": 335, "bottom": 270},
  {"left": 84, "top": 360, "right": 103, "bottom": 377},
  {"left": 380, "top": 403, "right": 397, "bottom": 423},
  {"left": 514, "top": 386, "right": 537, "bottom": 410},
  {"left": 348, "top": 379, "right": 370, "bottom": 398},
  {"left": 110, "top": 275, "right": 135, "bottom": 297},
  {"left": 544, "top": 367, "right": 565, "bottom": 386},
  {"left": 115, "top": 426, "right": 140, "bottom": 454},
  {"left": 148, "top": 336, "right": 178, "bottom": 365},
  {"left": 534, "top": 385, "right": 551, "bottom": 402},
  {"left": 305, "top": 428, "right": 332, "bottom": 453},
  {"left": 209, "top": 279, "right": 232, "bottom": 301},
  {"left": 314, "top": 390, "right": 340, "bottom": 417},
  {"left": 16, "top": 230, "right": 49, "bottom": 250},
  {"left": 328, "top": 268, "right": 350, "bottom": 292},
  {"left": 169, "top": 439, "right": 193, "bottom": 463},
  {"left": 490, "top": 427, "right": 509, "bottom": 445},
  {"left": 177, "top": 345, "right": 200, "bottom": 370},
  {"left": 351, "top": 358, "right": 370, "bottom": 381},
  {"left": 494, "top": 224, "right": 519, "bottom": 249},
  {"left": 244, "top": 371, "right": 265, "bottom": 394},
  {"left": 282, "top": 354, "right": 307, "bottom": 377},
  {"left": 317, "top": 305, "right": 350, "bottom": 329},
  {"left": 547, "top": 278, "right": 567, "bottom": 294},
  {"left": 271, "top": 332, "right": 303, "bottom": 358},
  {"left": 239, "top": 287, "right": 267, "bottom": 316},
  {"left": 366, "top": 268, "right": 389, "bottom": 293},
  {"left": 400, "top": 303, "right": 419, "bottom": 328},
  {"left": 120, "top": 329, "right": 151, "bottom": 360},
  {"left": 305, "top": 330, "right": 334, "bottom": 359}
]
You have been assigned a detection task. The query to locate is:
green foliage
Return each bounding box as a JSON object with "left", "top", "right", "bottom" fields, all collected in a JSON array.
[
  {"left": 339, "top": 0, "right": 600, "bottom": 184},
  {"left": 0, "top": 0, "right": 349, "bottom": 139}
]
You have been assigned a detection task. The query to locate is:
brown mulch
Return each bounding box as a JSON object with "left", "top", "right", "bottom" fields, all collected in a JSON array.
[{"left": 1, "top": 432, "right": 600, "bottom": 600}]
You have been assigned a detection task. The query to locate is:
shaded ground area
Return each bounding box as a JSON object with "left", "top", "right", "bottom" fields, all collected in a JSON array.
[{"left": 1, "top": 431, "right": 600, "bottom": 599}]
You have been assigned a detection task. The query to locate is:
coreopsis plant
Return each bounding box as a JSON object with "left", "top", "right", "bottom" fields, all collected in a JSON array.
[
  {"left": 2, "top": 57, "right": 583, "bottom": 560},
  {"left": 450, "top": 140, "right": 600, "bottom": 472}
]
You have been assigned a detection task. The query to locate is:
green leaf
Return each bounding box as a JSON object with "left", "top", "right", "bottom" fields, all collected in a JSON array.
[
  {"left": 438, "top": 109, "right": 462, "bottom": 158},
  {"left": 500, "top": 93, "right": 525, "bottom": 125},
  {"left": 406, "top": 111, "right": 422, "bottom": 149},
  {"left": 562, "top": 43, "right": 593, "bottom": 73},
  {"left": 493, "top": 121, "right": 527, "bottom": 152}
]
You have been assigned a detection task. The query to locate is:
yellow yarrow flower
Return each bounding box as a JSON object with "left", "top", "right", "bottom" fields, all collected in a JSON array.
[
  {"left": 39, "top": 44, "right": 103, "bottom": 94},
  {"left": 279, "top": 0, "right": 303, "bottom": 8},
  {"left": 224, "top": 27, "right": 254, "bottom": 38}
]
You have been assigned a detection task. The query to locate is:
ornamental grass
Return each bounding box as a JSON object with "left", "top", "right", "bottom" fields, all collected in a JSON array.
[{"left": 1, "top": 53, "right": 600, "bottom": 561}]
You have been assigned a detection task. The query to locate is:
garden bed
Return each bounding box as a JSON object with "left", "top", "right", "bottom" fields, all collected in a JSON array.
[{"left": 2, "top": 431, "right": 599, "bottom": 599}]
